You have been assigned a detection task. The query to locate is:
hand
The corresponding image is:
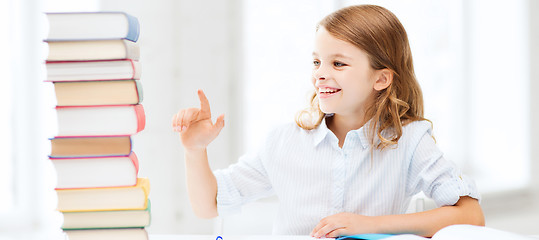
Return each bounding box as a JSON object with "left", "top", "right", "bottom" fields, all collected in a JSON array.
[
  {"left": 310, "top": 212, "right": 379, "bottom": 238},
  {"left": 172, "top": 89, "right": 225, "bottom": 151}
]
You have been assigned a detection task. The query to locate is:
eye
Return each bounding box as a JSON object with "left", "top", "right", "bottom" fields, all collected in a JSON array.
[
  {"left": 333, "top": 61, "right": 346, "bottom": 67},
  {"left": 313, "top": 60, "right": 320, "bottom": 66}
]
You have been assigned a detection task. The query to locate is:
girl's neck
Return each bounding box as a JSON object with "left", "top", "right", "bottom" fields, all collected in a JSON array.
[{"left": 327, "top": 114, "right": 368, "bottom": 148}]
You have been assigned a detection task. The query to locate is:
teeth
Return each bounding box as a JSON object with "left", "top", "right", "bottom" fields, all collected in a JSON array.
[{"left": 320, "top": 88, "right": 338, "bottom": 93}]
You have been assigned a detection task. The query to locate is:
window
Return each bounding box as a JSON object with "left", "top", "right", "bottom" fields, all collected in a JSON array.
[
  {"left": 0, "top": 0, "right": 15, "bottom": 214},
  {"left": 0, "top": 0, "right": 51, "bottom": 234}
]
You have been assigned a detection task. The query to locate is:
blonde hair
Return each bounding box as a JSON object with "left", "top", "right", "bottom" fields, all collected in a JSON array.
[{"left": 296, "top": 4, "right": 430, "bottom": 150}]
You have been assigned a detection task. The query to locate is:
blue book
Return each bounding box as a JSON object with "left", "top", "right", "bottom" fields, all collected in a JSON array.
[
  {"left": 46, "top": 12, "right": 140, "bottom": 42},
  {"left": 336, "top": 234, "right": 394, "bottom": 240}
]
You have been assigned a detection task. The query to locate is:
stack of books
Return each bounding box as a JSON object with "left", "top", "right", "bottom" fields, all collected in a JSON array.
[{"left": 45, "top": 12, "right": 150, "bottom": 240}]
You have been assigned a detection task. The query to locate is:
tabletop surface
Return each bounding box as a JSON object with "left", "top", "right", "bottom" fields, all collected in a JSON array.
[
  {"left": 149, "top": 234, "right": 539, "bottom": 240},
  {"left": 150, "top": 235, "right": 320, "bottom": 240}
]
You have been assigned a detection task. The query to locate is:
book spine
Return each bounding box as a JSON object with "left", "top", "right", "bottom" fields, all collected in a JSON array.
[
  {"left": 135, "top": 80, "right": 144, "bottom": 103},
  {"left": 138, "top": 178, "right": 150, "bottom": 205},
  {"left": 131, "top": 60, "right": 142, "bottom": 80},
  {"left": 124, "top": 13, "right": 140, "bottom": 42},
  {"left": 130, "top": 152, "right": 140, "bottom": 175},
  {"left": 123, "top": 40, "right": 140, "bottom": 61},
  {"left": 134, "top": 104, "right": 146, "bottom": 133}
]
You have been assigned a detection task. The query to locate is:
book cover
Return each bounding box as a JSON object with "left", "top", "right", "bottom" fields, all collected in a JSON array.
[
  {"left": 62, "top": 200, "right": 151, "bottom": 230},
  {"left": 51, "top": 152, "right": 139, "bottom": 189},
  {"left": 55, "top": 104, "right": 145, "bottom": 137},
  {"left": 46, "top": 59, "right": 141, "bottom": 81},
  {"left": 46, "top": 12, "right": 139, "bottom": 42},
  {"left": 64, "top": 228, "right": 148, "bottom": 240},
  {"left": 372, "top": 225, "right": 535, "bottom": 240},
  {"left": 47, "top": 39, "right": 140, "bottom": 61},
  {"left": 54, "top": 80, "right": 143, "bottom": 106},
  {"left": 50, "top": 135, "right": 132, "bottom": 158},
  {"left": 56, "top": 177, "right": 150, "bottom": 212}
]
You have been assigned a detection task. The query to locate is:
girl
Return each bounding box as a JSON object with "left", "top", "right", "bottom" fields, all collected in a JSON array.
[{"left": 172, "top": 4, "right": 484, "bottom": 238}]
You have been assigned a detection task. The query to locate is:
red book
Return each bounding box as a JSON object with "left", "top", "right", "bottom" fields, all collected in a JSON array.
[
  {"left": 56, "top": 104, "right": 145, "bottom": 137},
  {"left": 52, "top": 152, "right": 139, "bottom": 189}
]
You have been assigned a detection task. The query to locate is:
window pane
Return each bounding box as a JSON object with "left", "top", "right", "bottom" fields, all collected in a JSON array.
[
  {"left": 467, "top": 0, "right": 529, "bottom": 192},
  {"left": 244, "top": 0, "right": 530, "bottom": 194}
]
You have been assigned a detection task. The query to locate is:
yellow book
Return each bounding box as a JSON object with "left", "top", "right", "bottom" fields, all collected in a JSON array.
[{"left": 57, "top": 177, "right": 149, "bottom": 212}]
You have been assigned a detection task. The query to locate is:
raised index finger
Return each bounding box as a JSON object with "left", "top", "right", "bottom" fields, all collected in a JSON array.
[{"left": 197, "top": 89, "right": 211, "bottom": 119}]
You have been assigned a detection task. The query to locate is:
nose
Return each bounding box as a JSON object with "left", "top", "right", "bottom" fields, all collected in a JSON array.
[{"left": 313, "top": 64, "right": 329, "bottom": 81}]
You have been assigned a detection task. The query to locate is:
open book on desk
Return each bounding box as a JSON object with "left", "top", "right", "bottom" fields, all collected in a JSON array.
[{"left": 337, "top": 224, "right": 536, "bottom": 240}]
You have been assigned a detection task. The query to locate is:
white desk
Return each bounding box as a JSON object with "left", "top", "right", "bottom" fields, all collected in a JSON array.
[
  {"left": 150, "top": 234, "right": 539, "bottom": 240},
  {"left": 150, "top": 235, "right": 319, "bottom": 240}
]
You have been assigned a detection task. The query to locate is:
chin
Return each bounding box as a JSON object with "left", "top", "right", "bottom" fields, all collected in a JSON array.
[{"left": 319, "top": 106, "right": 334, "bottom": 116}]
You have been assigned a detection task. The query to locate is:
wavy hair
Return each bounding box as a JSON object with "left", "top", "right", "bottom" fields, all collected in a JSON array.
[{"left": 296, "top": 4, "right": 430, "bottom": 150}]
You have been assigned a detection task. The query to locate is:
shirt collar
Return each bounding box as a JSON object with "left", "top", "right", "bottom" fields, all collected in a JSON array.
[
  {"left": 312, "top": 117, "right": 371, "bottom": 149},
  {"left": 312, "top": 117, "right": 331, "bottom": 147}
]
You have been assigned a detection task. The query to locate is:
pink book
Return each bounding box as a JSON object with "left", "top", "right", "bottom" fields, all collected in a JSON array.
[{"left": 52, "top": 152, "right": 139, "bottom": 189}]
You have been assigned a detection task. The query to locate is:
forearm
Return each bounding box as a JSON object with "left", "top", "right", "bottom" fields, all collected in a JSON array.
[
  {"left": 375, "top": 196, "right": 485, "bottom": 237},
  {"left": 184, "top": 148, "right": 218, "bottom": 218}
]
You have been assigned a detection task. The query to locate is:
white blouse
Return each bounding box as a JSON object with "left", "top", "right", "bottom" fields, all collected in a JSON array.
[{"left": 213, "top": 119, "right": 480, "bottom": 235}]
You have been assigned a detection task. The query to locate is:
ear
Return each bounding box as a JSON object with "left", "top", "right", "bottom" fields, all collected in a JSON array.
[{"left": 373, "top": 69, "right": 393, "bottom": 91}]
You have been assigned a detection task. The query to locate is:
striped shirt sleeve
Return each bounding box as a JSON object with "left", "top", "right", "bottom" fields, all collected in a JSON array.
[
  {"left": 213, "top": 151, "right": 275, "bottom": 216},
  {"left": 406, "top": 125, "right": 481, "bottom": 207}
]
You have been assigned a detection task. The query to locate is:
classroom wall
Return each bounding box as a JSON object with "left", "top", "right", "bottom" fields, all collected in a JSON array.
[
  {"left": 483, "top": 0, "right": 539, "bottom": 234},
  {"left": 99, "top": 0, "right": 242, "bottom": 234},
  {"left": 99, "top": 0, "right": 539, "bottom": 235}
]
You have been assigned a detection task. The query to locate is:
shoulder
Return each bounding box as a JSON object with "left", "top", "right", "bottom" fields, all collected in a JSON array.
[
  {"left": 402, "top": 120, "right": 433, "bottom": 136},
  {"left": 399, "top": 120, "right": 434, "bottom": 148}
]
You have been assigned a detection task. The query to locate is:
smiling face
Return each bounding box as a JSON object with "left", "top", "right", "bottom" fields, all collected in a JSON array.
[{"left": 312, "top": 27, "right": 378, "bottom": 119}]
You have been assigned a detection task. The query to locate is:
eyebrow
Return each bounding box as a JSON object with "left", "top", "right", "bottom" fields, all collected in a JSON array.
[{"left": 312, "top": 52, "right": 353, "bottom": 60}]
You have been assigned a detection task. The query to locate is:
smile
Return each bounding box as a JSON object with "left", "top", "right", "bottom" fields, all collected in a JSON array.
[{"left": 318, "top": 87, "right": 341, "bottom": 98}]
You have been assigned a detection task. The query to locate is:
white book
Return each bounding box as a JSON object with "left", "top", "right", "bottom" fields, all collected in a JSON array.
[
  {"left": 51, "top": 152, "right": 138, "bottom": 189},
  {"left": 46, "top": 12, "right": 139, "bottom": 42},
  {"left": 385, "top": 224, "right": 535, "bottom": 240},
  {"left": 46, "top": 59, "right": 141, "bottom": 81},
  {"left": 55, "top": 105, "right": 145, "bottom": 137}
]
